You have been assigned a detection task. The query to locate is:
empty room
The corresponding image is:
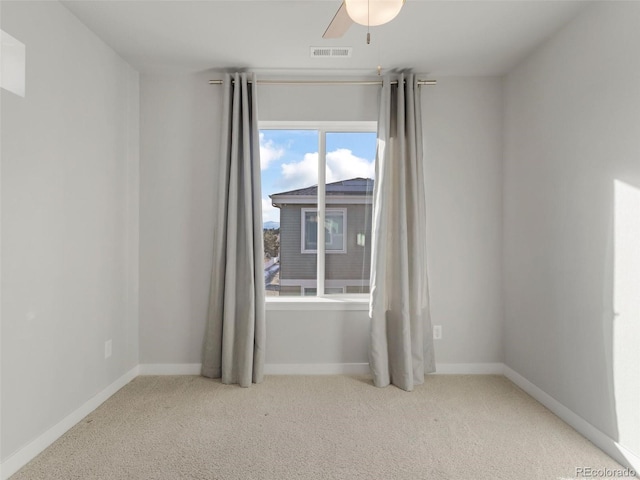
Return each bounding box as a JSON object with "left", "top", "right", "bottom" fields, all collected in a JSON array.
[{"left": 1, "top": 0, "right": 639, "bottom": 478}]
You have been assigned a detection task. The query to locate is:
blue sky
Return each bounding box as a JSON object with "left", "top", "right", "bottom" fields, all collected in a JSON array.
[{"left": 259, "top": 130, "right": 377, "bottom": 224}]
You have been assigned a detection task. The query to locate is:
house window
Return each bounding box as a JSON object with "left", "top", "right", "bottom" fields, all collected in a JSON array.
[
  {"left": 303, "top": 286, "right": 346, "bottom": 296},
  {"left": 260, "top": 122, "right": 376, "bottom": 298},
  {"left": 301, "top": 208, "right": 346, "bottom": 253}
]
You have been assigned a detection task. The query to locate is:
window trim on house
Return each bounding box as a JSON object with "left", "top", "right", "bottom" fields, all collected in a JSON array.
[
  {"left": 260, "top": 120, "right": 377, "bottom": 302},
  {"left": 301, "top": 208, "right": 347, "bottom": 254}
]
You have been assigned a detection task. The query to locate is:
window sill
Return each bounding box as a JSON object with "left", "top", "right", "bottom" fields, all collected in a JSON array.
[{"left": 265, "top": 296, "right": 370, "bottom": 311}]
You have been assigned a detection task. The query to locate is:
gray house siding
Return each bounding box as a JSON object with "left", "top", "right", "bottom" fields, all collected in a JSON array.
[
  {"left": 279, "top": 203, "right": 372, "bottom": 286},
  {"left": 279, "top": 204, "right": 316, "bottom": 281}
]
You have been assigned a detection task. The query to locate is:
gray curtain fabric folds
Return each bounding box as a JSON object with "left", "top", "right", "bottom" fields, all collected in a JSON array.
[
  {"left": 369, "top": 72, "right": 435, "bottom": 391},
  {"left": 202, "top": 72, "right": 266, "bottom": 387}
]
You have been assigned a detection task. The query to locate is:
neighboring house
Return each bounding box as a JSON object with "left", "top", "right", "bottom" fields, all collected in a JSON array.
[{"left": 269, "top": 178, "right": 374, "bottom": 296}]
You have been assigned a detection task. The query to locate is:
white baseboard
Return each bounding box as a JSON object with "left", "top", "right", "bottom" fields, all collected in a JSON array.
[
  {"left": 616, "top": 443, "right": 640, "bottom": 475},
  {"left": 1, "top": 365, "right": 139, "bottom": 480},
  {"left": 138, "top": 362, "right": 506, "bottom": 376},
  {"left": 264, "top": 362, "right": 506, "bottom": 375},
  {"left": 503, "top": 365, "right": 640, "bottom": 473},
  {"left": 264, "top": 363, "right": 370, "bottom": 375},
  {"left": 434, "top": 363, "right": 505, "bottom": 375},
  {"left": 138, "top": 363, "right": 202, "bottom": 375}
]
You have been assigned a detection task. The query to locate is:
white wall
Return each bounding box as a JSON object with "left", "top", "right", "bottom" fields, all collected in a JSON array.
[
  {"left": 503, "top": 0, "right": 640, "bottom": 457},
  {"left": 1, "top": 0, "right": 139, "bottom": 461},
  {"left": 138, "top": 72, "right": 219, "bottom": 365},
  {"left": 139, "top": 74, "right": 504, "bottom": 367},
  {"left": 424, "top": 77, "right": 504, "bottom": 363}
]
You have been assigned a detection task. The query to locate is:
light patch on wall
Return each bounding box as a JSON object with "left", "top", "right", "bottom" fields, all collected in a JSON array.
[
  {"left": 1, "top": 30, "right": 26, "bottom": 97},
  {"left": 613, "top": 179, "right": 640, "bottom": 458}
]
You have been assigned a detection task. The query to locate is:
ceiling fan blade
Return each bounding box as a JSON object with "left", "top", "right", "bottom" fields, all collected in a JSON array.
[{"left": 323, "top": 2, "right": 353, "bottom": 39}]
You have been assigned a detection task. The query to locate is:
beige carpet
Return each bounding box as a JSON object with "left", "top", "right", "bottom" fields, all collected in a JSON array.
[{"left": 11, "top": 375, "right": 625, "bottom": 479}]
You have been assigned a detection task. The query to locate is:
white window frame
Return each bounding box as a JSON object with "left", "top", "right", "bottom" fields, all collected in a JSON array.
[
  {"left": 260, "top": 121, "right": 376, "bottom": 303},
  {"left": 301, "top": 208, "right": 347, "bottom": 254}
]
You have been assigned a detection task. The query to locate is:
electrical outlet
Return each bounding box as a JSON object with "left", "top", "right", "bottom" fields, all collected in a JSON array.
[
  {"left": 433, "top": 325, "right": 442, "bottom": 340},
  {"left": 105, "top": 340, "right": 112, "bottom": 359}
]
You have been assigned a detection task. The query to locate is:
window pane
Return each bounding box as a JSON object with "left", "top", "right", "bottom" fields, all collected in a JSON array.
[
  {"left": 302, "top": 208, "right": 345, "bottom": 252},
  {"left": 304, "top": 211, "right": 318, "bottom": 250},
  {"left": 324, "top": 132, "right": 376, "bottom": 295},
  {"left": 325, "top": 287, "right": 345, "bottom": 294},
  {"left": 325, "top": 210, "right": 345, "bottom": 251},
  {"left": 261, "top": 127, "right": 376, "bottom": 298},
  {"left": 261, "top": 130, "right": 319, "bottom": 297}
]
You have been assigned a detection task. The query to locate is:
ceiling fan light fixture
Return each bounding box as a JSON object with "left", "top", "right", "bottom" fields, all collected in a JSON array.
[{"left": 344, "top": 0, "right": 404, "bottom": 27}]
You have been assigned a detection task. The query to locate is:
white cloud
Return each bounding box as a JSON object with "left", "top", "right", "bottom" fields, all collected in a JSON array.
[
  {"left": 326, "top": 148, "right": 375, "bottom": 183},
  {"left": 280, "top": 152, "right": 319, "bottom": 190},
  {"left": 259, "top": 132, "right": 285, "bottom": 170},
  {"left": 279, "top": 148, "right": 374, "bottom": 190},
  {"left": 262, "top": 197, "right": 280, "bottom": 224}
]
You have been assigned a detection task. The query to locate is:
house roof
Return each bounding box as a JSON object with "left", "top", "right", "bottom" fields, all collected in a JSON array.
[{"left": 270, "top": 178, "right": 374, "bottom": 199}]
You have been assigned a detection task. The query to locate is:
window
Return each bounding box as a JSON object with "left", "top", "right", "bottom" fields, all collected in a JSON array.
[
  {"left": 260, "top": 122, "right": 376, "bottom": 298},
  {"left": 303, "top": 286, "right": 345, "bottom": 296},
  {"left": 302, "top": 208, "right": 346, "bottom": 253}
]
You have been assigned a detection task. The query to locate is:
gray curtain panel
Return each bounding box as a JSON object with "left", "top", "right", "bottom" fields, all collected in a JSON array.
[
  {"left": 202, "top": 72, "right": 266, "bottom": 387},
  {"left": 369, "top": 73, "right": 435, "bottom": 391}
]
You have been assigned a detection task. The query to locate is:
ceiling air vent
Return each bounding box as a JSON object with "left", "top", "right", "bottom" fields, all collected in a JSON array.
[{"left": 310, "top": 47, "right": 352, "bottom": 58}]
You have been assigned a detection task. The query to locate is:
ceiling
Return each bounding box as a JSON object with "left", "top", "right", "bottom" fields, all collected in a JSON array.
[{"left": 61, "top": 0, "right": 587, "bottom": 76}]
